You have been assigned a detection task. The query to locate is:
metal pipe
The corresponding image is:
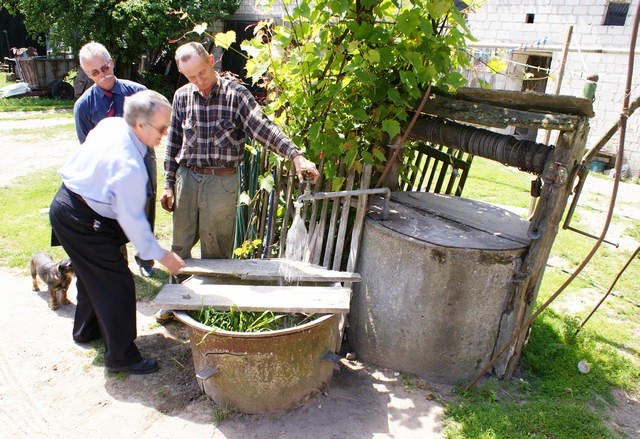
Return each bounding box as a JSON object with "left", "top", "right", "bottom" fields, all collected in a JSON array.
[{"left": 296, "top": 187, "right": 392, "bottom": 220}]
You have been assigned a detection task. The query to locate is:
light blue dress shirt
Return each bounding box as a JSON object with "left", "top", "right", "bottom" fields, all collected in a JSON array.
[{"left": 60, "top": 117, "right": 165, "bottom": 261}]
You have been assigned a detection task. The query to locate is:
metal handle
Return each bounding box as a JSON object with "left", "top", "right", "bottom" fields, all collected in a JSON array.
[{"left": 196, "top": 366, "right": 217, "bottom": 381}]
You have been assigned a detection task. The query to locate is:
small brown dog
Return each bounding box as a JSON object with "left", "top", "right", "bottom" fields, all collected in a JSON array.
[{"left": 30, "top": 252, "right": 74, "bottom": 310}]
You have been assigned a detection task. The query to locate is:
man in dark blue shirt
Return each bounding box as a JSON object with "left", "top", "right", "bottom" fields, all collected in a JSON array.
[{"left": 73, "top": 41, "right": 155, "bottom": 278}]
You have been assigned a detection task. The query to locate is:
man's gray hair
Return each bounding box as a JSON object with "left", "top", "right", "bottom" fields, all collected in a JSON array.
[
  {"left": 123, "top": 90, "right": 171, "bottom": 126},
  {"left": 78, "top": 41, "right": 111, "bottom": 70},
  {"left": 175, "top": 41, "right": 210, "bottom": 66}
]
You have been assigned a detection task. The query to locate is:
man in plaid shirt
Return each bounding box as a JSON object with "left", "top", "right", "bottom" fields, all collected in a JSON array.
[{"left": 161, "top": 41, "right": 319, "bottom": 261}]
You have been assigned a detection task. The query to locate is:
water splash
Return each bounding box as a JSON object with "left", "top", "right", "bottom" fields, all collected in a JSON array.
[{"left": 282, "top": 201, "right": 308, "bottom": 282}]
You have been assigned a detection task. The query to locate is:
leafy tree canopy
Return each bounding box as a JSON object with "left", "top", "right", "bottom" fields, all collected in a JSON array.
[
  {"left": 0, "top": 0, "right": 240, "bottom": 68},
  {"left": 233, "top": 0, "right": 473, "bottom": 183}
]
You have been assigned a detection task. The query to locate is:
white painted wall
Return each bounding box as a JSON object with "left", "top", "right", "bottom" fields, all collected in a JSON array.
[{"left": 466, "top": 0, "right": 640, "bottom": 177}]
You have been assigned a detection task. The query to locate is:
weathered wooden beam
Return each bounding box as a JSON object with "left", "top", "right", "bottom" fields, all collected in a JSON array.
[
  {"left": 422, "top": 94, "right": 581, "bottom": 131},
  {"left": 180, "top": 258, "right": 361, "bottom": 282},
  {"left": 500, "top": 118, "right": 591, "bottom": 378},
  {"left": 152, "top": 283, "right": 351, "bottom": 314},
  {"left": 453, "top": 87, "right": 594, "bottom": 117}
]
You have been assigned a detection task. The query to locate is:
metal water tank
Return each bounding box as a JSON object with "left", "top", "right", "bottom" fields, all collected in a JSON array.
[{"left": 349, "top": 191, "right": 530, "bottom": 383}]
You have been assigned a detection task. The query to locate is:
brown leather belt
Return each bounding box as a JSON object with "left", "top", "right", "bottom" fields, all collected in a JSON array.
[{"left": 186, "top": 165, "right": 236, "bottom": 176}]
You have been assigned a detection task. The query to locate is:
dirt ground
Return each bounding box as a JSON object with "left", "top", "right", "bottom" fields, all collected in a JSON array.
[
  {"left": 0, "top": 268, "right": 450, "bottom": 438},
  {"left": 1, "top": 110, "right": 639, "bottom": 438}
]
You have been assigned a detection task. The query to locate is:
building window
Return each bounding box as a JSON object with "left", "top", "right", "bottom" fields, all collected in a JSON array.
[
  {"left": 603, "top": 1, "right": 629, "bottom": 26},
  {"left": 526, "top": 13, "right": 535, "bottom": 23}
]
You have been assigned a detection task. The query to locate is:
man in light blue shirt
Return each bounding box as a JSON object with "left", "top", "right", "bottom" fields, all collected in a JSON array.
[{"left": 50, "top": 90, "right": 184, "bottom": 375}]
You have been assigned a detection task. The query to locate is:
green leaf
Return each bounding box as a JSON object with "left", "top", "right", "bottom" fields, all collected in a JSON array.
[
  {"left": 238, "top": 192, "right": 251, "bottom": 205},
  {"left": 192, "top": 22, "right": 208, "bottom": 36},
  {"left": 352, "top": 108, "right": 369, "bottom": 121},
  {"left": 259, "top": 174, "right": 275, "bottom": 192},
  {"left": 215, "top": 30, "right": 236, "bottom": 49},
  {"left": 387, "top": 88, "right": 404, "bottom": 106},
  {"left": 382, "top": 119, "right": 401, "bottom": 139},
  {"left": 331, "top": 176, "right": 346, "bottom": 192},
  {"left": 397, "top": 9, "right": 421, "bottom": 36},
  {"left": 365, "top": 49, "right": 380, "bottom": 64},
  {"left": 487, "top": 58, "right": 508, "bottom": 74},
  {"left": 427, "top": 0, "right": 453, "bottom": 19},
  {"left": 446, "top": 71, "right": 467, "bottom": 88}
]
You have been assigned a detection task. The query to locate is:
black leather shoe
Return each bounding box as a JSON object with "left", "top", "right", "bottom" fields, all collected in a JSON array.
[
  {"left": 106, "top": 358, "right": 159, "bottom": 375},
  {"left": 139, "top": 265, "right": 154, "bottom": 278}
]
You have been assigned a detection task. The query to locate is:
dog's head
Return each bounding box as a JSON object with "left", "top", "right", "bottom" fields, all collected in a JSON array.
[{"left": 58, "top": 259, "right": 74, "bottom": 276}]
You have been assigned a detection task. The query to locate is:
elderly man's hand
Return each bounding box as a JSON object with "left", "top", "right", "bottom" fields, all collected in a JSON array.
[
  {"left": 160, "top": 188, "right": 174, "bottom": 212},
  {"left": 159, "top": 251, "right": 185, "bottom": 275},
  {"left": 292, "top": 155, "right": 320, "bottom": 183}
]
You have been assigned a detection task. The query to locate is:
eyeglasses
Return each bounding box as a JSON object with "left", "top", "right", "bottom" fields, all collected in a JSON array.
[
  {"left": 146, "top": 122, "right": 168, "bottom": 135},
  {"left": 88, "top": 62, "right": 112, "bottom": 77}
]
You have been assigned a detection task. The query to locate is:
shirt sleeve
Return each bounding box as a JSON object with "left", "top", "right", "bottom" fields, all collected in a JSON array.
[
  {"left": 73, "top": 97, "right": 91, "bottom": 144},
  {"left": 237, "top": 87, "right": 300, "bottom": 160},
  {"left": 164, "top": 93, "right": 184, "bottom": 190},
  {"left": 111, "top": 164, "right": 165, "bottom": 261}
]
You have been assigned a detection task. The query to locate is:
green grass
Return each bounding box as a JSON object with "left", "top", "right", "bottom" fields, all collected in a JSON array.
[
  {"left": 0, "top": 169, "right": 67, "bottom": 267},
  {"left": 0, "top": 96, "right": 75, "bottom": 112},
  {"left": 0, "top": 111, "right": 74, "bottom": 121},
  {"left": 6, "top": 121, "right": 75, "bottom": 139},
  {"left": 442, "top": 157, "right": 640, "bottom": 438},
  {"left": 0, "top": 141, "right": 173, "bottom": 301}
]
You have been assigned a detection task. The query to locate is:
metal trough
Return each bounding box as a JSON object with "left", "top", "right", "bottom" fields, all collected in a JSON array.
[{"left": 174, "top": 311, "right": 340, "bottom": 414}]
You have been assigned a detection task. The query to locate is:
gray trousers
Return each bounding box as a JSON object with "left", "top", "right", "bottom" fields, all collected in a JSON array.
[{"left": 171, "top": 165, "right": 238, "bottom": 259}]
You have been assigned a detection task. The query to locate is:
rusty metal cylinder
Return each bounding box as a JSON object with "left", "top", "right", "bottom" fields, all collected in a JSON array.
[
  {"left": 174, "top": 312, "right": 340, "bottom": 413},
  {"left": 348, "top": 192, "right": 530, "bottom": 383}
]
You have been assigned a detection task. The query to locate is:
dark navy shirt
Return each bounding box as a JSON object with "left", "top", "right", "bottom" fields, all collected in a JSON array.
[{"left": 73, "top": 79, "right": 146, "bottom": 143}]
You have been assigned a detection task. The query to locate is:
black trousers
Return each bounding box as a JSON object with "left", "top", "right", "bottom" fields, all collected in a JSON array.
[{"left": 49, "top": 184, "right": 142, "bottom": 368}]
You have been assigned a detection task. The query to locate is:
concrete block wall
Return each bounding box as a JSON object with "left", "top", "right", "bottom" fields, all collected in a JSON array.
[
  {"left": 466, "top": 0, "right": 640, "bottom": 177},
  {"left": 231, "top": 0, "right": 286, "bottom": 20}
]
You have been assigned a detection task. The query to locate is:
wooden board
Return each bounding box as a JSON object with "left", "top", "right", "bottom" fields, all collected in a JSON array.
[
  {"left": 180, "top": 258, "right": 361, "bottom": 282},
  {"left": 421, "top": 94, "right": 581, "bottom": 131},
  {"left": 453, "top": 87, "right": 594, "bottom": 117},
  {"left": 367, "top": 191, "right": 529, "bottom": 250},
  {"left": 152, "top": 283, "right": 351, "bottom": 313}
]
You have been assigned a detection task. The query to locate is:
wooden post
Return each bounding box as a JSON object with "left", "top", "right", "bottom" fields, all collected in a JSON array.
[
  {"left": 501, "top": 118, "right": 590, "bottom": 377},
  {"left": 542, "top": 25, "right": 573, "bottom": 145}
]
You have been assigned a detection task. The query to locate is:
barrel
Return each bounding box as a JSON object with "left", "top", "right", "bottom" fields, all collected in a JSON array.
[
  {"left": 348, "top": 191, "right": 530, "bottom": 383},
  {"left": 174, "top": 311, "right": 340, "bottom": 413}
]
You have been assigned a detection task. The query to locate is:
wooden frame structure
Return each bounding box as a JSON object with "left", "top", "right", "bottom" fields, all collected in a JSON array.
[{"left": 406, "top": 87, "right": 592, "bottom": 377}]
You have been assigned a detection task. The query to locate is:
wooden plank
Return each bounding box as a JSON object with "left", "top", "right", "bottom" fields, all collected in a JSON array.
[
  {"left": 332, "top": 171, "right": 355, "bottom": 270},
  {"left": 453, "top": 87, "right": 594, "bottom": 117},
  {"left": 346, "top": 164, "right": 372, "bottom": 273},
  {"left": 152, "top": 283, "right": 351, "bottom": 313},
  {"left": 180, "top": 258, "right": 361, "bottom": 282},
  {"left": 421, "top": 94, "right": 581, "bottom": 131}
]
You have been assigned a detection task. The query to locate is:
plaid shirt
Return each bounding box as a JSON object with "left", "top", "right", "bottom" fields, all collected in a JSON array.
[{"left": 164, "top": 74, "right": 300, "bottom": 189}]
